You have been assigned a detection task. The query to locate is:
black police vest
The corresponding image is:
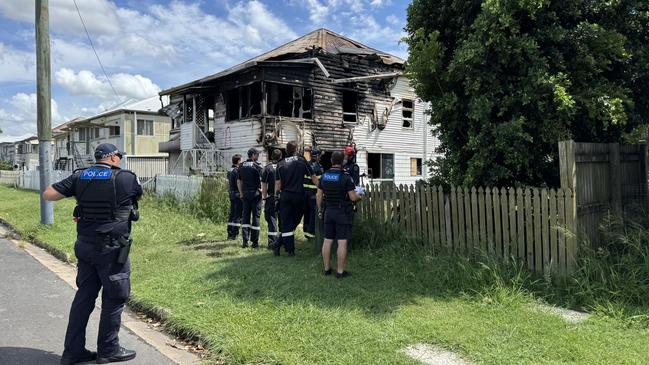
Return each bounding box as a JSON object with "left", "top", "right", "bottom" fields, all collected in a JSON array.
[
  {"left": 228, "top": 166, "right": 238, "bottom": 192},
  {"left": 303, "top": 160, "right": 322, "bottom": 190},
  {"left": 320, "top": 169, "right": 350, "bottom": 208},
  {"left": 74, "top": 167, "right": 132, "bottom": 222}
]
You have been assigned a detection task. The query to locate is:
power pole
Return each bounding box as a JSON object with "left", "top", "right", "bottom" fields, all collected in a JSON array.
[{"left": 36, "top": 0, "right": 54, "bottom": 225}]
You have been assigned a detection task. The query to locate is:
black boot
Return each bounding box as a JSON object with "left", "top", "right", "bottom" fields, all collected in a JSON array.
[
  {"left": 60, "top": 349, "right": 96, "bottom": 365},
  {"left": 96, "top": 347, "right": 136, "bottom": 364}
]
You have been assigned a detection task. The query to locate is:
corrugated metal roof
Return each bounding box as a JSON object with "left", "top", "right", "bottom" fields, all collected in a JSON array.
[{"left": 160, "top": 28, "right": 405, "bottom": 96}]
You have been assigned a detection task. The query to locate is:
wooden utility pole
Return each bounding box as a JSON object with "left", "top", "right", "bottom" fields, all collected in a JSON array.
[{"left": 36, "top": 0, "right": 54, "bottom": 224}]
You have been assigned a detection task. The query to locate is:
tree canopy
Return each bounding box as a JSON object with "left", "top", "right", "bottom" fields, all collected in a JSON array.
[{"left": 405, "top": 0, "right": 648, "bottom": 187}]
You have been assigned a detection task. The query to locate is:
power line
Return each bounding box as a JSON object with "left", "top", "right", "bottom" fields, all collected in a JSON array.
[{"left": 72, "top": 0, "right": 121, "bottom": 103}]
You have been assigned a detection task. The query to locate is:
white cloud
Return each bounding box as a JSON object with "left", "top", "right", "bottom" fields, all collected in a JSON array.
[
  {"left": 0, "top": 93, "right": 64, "bottom": 142},
  {"left": 0, "top": 43, "right": 35, "bottom": 82},
  {"left": 55, "top": 68, "right": 160, "bottom": 100},
  {"left": 0, "top": 0, "right": 121, "bottom": 35}
]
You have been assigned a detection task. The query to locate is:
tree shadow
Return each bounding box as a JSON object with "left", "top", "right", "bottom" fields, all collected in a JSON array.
[{"left": 178, "top": 238, "right": 239, "bottom": 259}]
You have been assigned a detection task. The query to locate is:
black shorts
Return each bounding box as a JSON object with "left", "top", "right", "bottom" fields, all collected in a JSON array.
[{"left": 324, "top": 207, "right": 352, "bottom": 241}]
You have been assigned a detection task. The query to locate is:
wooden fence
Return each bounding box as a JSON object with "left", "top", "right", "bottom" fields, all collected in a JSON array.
[
  {"left": 559, "top": 140, "right": 649, "bottom": 245},
  {"left": 358, "top": 183, "right": 577, "bottom": 274}
]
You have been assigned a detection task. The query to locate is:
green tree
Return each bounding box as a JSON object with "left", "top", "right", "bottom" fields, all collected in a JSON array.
[{"left": 405, "top": 0, "right": 648, "bottom": 187}]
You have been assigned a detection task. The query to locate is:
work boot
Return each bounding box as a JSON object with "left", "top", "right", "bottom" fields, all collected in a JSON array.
[
  {"left": 241, "top": 242, "right": 248, "bottom": 248},
  {"left": 59, "top": 349, "right": 96, "bottom": 365},
  {"left": 96, "top": 347, "right": 136, "bottom": 364},
  {"left": 251, "top": 242, "right": 259, "bottom": 249}
]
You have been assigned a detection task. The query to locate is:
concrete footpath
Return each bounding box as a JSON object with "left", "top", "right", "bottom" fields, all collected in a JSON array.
[{"left": 0, "top": 226, "right": 200, "bottom": 365}]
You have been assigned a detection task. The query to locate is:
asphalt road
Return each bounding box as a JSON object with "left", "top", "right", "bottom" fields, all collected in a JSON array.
[{"left": 0, "top": 237, "right": 175, "bottom": 365}]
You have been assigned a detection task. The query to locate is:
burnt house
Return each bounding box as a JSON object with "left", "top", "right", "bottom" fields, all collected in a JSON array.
[{"left": 159, "top": 28, "right": 440, "bottom": 184}]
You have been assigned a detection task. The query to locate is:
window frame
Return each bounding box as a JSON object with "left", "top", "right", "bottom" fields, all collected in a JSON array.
[
  {"left": 402, "top": 98, "right": 414, "bottom": 129},
  {"left": 410, "top": 157, "right": 423, "bottom": 177},
  {"left": 367, "top": 152, "right": 395, "bottom": 180},
  {"left": 108, "top": 125, "right": 121, "bottom": 137},
  {"left": 136, "top": 119, "right": 154, "bottom": 136}
]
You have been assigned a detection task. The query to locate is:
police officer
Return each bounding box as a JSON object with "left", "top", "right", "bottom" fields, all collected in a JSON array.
[
  {"left": 343, "top": 146, "right": 360, "bottom": 185},
  {"left": 274, "top": 141, "right": 318, "bottom": 256},
  {"left": 262, "top": 149, "right": 282, "bottom": 249},
  {"left": 303, "top": 146, "right": 323, "bottom": 241},
  {"left": 317, "top": 151, "right": 363, "bottom": 278},
  {"left": 43, "top": 143, "right": 140, "bottom": 364},
  {"left": 227, "top": 154, "right": 243, "bottom": 240},
  {"left": 238, "top": 148, "right": 263, "bottom": 248}
]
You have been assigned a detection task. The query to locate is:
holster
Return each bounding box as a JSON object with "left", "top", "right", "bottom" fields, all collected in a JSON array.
[{"left": 117, "top": 235, "right": 132, "bottom": 264}]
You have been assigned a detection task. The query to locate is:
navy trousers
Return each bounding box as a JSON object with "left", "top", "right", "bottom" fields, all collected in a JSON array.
[
  {"left": 279, "top": 191, "right": 305, "bottom": 253},
  {"left": 264, "top": 196, "right": 278, "bottom": 245},
  {"left": 241, "top": 191, "right": 262, "bottom": 245},
  {"left": 227, "top": 192, "right": 242, "bottom": 239},
  {"left": 303, "top": 189, "right": 317, "bottom": 238},
  {"left": 63, "top": 239, "right": 130, "bottom": 358}
]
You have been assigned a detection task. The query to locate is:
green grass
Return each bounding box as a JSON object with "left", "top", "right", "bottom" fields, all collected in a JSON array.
[{"left": 0, "top": 185, "right": 647, "bottom": 364}]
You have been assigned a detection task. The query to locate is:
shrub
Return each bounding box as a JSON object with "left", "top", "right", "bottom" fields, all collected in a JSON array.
[{"left": 0, "top": 160, "right": 13, "bottom": 171}]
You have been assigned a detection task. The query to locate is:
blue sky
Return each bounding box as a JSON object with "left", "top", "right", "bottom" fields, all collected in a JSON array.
[{"left": 0, "top": 0, "right": 410, "bottom": 142}]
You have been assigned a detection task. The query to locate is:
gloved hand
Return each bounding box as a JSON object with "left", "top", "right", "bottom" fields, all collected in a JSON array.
[
  {"left": 318, "top": 210, "right": 324, "bottom": 220},
  {"left": 354, "top": 186, "right": 365, "bottom": 196}
]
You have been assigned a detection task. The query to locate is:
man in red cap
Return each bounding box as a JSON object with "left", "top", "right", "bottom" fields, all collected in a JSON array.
[{"left": 343, "top": 146, "right": 360, "bottom": 185}]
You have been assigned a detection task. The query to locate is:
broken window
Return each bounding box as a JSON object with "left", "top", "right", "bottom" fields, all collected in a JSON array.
[
  {"left": 367, "top": 153, "right": 394, "bottom": 179},
  {"left": 226, "top": 89, "right": 240, "bottom": 121},
  {"left": 342, "top": 90, "right": 357, "bottom": 123},
  {"left": 266, "top": 83, "right": 313, "bottom": 119},
  {"left": 402, "top": 99, "right": 414, "bottom": 128},
  {"left": 225, "top": 83, "right": 263, "bottom": 121}
]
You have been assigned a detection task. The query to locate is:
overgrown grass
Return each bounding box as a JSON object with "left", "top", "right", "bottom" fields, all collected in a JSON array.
[{"left": 0, "top": 185, "right": 647, "bottom": 364}]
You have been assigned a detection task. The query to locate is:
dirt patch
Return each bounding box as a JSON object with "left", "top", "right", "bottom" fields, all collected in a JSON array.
[{"left": 403, "top": 344, "right": 472, "bottom": 365}]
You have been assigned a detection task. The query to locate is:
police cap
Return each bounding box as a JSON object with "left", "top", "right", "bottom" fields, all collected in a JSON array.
[{"left": 94, "top": 143, "right": 124, "bottom": 160}]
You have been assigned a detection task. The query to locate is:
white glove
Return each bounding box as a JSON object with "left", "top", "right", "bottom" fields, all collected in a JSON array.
[{"left": 355, "top": 186, "right": 365, "bottom": 196}]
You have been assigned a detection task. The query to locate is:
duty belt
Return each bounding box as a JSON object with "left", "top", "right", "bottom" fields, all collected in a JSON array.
[{"left": 77, "top": 234, "right": 116, "bottom": 245}]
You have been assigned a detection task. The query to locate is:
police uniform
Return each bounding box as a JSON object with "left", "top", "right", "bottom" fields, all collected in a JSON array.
[
  {"left": 275, "top": 155, "right": 315, "bottom": 255},
  {"left": 303, "top": 157, "right": 323, "bottom": 239},
  {"left": 343, "top": 160, "right": 360, "bottom": 186},
  {"left": 319, "top": 167, "right": 356, "bottom": 241},
  {"left": 261, "top": 161, "right": 278, "bottom": 247},
  {"left": 227, "top": 164, "right": 242, "bottom": 240},
  {"left": 53, "top": 145, "right": 141, "bottom": 363},
  {"left": 237, "top": 157, "right": 263, "bottom": 247}
]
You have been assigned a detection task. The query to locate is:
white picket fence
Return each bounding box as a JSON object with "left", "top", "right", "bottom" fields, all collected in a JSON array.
[
  {"left": 1, "top": 170, "right": 210, "bottom": 202},
  {"left": 0, "top": 170, "right": 72, "bottom": 190}
]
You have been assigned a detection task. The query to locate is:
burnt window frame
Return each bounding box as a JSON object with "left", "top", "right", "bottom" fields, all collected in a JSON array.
[
  {"left": 402, "top": 98, "right": 414, "bottom": 129},
  {"left": 342, "top": 90, "right": 358, "bottom": 123}
]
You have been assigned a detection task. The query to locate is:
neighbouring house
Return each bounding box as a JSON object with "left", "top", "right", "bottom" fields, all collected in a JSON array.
[
  {"left": 0, "top": 142, "right": 17, "bottom": 165},
  {"left": 159, "top": 28, "right": 441, "bottom": 184},
  {"left": 13, "top": 136, "right": 40, "bottom": 171},
  {"left": 53, "top": 96, "right": 172, "bottom": 177}
]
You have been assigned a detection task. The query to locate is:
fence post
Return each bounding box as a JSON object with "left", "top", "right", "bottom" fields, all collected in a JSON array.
[
  {"left": 609, "top": 143, "right": 622, "bottom": 216},
  {"left": 558, "top": 140, "right": 576, "bottom": 192},
  {"left": 642, "top": 143, "right": 649, "bottom": 207}
]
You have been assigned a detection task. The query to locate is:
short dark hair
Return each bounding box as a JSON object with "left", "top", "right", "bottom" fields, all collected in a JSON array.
[
  {"left": 232, "top": 154, "right": 242, "bottom": 165},
  {"left": 286, "top": 141, "right": 298, "bottom": 156},
  {"left": 271, "top": 149, "right": 282, "bottom": 162},
  {"left": 331, "top": 151, "right": 344, "bottom": 166}
]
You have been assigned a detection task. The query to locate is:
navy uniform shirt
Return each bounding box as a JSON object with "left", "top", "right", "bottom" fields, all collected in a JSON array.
[
  {"left": 318, "top": 167, "right": 355, "bottom": 208},
  {"left": 276, "top": 155, "right": 315, "bottom": 193},
  {"left": 261, "top": 162, "right": 278, "bottom": 196},
  {"left": 52, "top": 163, "right": 142, "bottom": 237},
  {"left": 343, "top": 162, "right": 360, "bottom": 185},
  {"left": 228, "top": 165, "right": 239, "bottom": 193},
  {"left": 237, "top": 159, "right": 263, "bottom": 192}
]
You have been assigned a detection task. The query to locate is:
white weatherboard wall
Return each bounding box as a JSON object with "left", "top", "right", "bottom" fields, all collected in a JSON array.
[
  {"left": 353, "top": 76, "right": 441, "bottom": 185},
  {"left": 214, "top": 115, "right": 267, "bottom": 167}
]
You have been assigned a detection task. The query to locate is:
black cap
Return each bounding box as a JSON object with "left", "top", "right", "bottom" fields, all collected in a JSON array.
[
  {"left": 247, "top": 148, "right": 260, "bottom": 158},
  {"left": 94, "top": 143, "right": 124, "bottom": 160},
  {"left": 311, "top": 147, "right": 321, "bottom": 156}
]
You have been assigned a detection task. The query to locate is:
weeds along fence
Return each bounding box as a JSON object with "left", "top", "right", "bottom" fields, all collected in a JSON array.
[{"left": 358, "top": 183, "right": 577, "bottom": 275}]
